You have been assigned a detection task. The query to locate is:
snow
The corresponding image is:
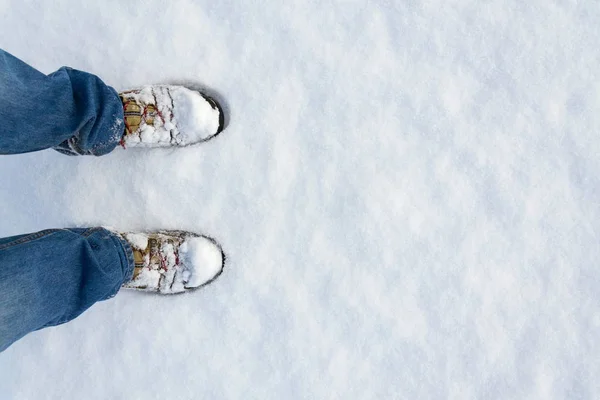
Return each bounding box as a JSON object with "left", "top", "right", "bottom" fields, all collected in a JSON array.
[
  {"left": 179, "top": 236, "right": 224, "bottom": 288},
  {"left": 1, "top": 0, "right": 600, "bottom": 399},
  {"left": 169, "top": 86, "right": 221, "bottom": 142},
  {"left": 122, "top": 232, "right": 148, "bottom": 250}
]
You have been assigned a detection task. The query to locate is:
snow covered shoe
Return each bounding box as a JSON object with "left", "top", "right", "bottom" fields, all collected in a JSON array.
[
  {"left": 119, "top": 230, "right": 224, "bottom": 294},
  {"left": 119, "top": 85, "right": 224, "bottom": 148}
]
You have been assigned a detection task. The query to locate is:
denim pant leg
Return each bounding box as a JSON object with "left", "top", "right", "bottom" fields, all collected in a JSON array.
[
  {"left": 0, "top": 49, "right": 124, "bottom": 156},
  {"left": 0, "top": 228, "right": 134, "bottom": 352}
]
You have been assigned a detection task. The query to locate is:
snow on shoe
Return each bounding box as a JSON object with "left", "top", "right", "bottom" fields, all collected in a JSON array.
[
  {"left": 120, "top": 230, "right": 224, "bottom": 294},
  {"left": 119, "top": 85, "right": 224, "bottom": 148}
]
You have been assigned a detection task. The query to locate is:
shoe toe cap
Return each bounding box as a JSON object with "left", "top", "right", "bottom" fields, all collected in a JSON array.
[{"left": 180, "top": 235, "right": 224, "bottom": 289}]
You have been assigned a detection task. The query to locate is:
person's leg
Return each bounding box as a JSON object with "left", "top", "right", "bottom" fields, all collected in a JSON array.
[
  {"left": 0, "top": 227, "right": 133, "bottom": 352},
  {"left": 0, "top": 49, "right": 124, "bottom": 155}
]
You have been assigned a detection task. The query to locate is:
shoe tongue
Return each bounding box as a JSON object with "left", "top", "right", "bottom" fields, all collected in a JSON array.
[{"left": 131, "top": 249, "right": 146, "bottom": 280}]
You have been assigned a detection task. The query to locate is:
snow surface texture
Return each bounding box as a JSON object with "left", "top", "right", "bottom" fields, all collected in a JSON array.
[
  {"left": 1, "top": 0, "right": 599, "bottom": 399},
  {"left": 121, "top": 85, "right": 221, "bottom": 147}
]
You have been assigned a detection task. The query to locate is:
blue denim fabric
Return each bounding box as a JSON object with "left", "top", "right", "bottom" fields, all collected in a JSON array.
[
  {"left": 0, "top": 51, "right": 133, "bottom": 352},
  {"left": 0, "top": 228, "right": 134, "bottom": 352},
  {"left": 0, "top": 49, "right": 124, "bottom": 155}
]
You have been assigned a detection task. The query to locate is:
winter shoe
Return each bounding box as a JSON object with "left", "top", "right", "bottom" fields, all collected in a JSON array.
[
  {"left": 119, "top": 230, "right": 224, "bottom": 294},
  {"left": 119, "top": 85, "right": 224, "bottom": 148}
]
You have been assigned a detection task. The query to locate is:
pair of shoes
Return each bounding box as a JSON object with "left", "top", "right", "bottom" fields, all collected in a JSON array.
[{"left": 116, "top": 85, "right": 226, "bottom": 294}]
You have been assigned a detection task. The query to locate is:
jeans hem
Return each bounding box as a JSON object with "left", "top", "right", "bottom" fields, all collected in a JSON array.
[{"left": 113, "top": 230, "right": 134, "bottom": 286}]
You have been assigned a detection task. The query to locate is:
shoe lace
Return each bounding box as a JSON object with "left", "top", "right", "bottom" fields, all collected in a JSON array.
[
  {"left": 147, "top": 238, "right": 181, "bottom": 273},
  {"left": 119, "top": 88, "right": 175, "bottom": 148}
]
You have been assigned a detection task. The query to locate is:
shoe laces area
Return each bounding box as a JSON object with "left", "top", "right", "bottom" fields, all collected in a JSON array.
[
  {"left": 135, "top": 237, "right": 181, "bottom": 276},
  {"left": 119, "top": 88, "right": 176, "bottom": 148}
]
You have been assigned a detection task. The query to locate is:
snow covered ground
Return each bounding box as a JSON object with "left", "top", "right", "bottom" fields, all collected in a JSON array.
[{"left": 1, "top": 0, "right": 600, "bottom": 398}]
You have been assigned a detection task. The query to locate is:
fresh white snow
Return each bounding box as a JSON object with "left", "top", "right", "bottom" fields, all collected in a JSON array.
[
  {"left": 179, "top": 236, "right": 223, "bottom": 288},
  {"left": 1, "top": 0, "right": 600, "bottom": 399},
  {"left": 122, "top": 232, "right": 148, "bottom": 250}
]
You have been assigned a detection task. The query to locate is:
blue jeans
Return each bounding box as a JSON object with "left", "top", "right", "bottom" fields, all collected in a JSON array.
[
  {"left": 0, "top": 50, "right": 135, "bottom": 352},
  {"left": 0, "top": 49, "right": 124, "bottom": 155}
]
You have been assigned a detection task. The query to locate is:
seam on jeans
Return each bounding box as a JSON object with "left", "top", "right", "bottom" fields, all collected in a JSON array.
[{"left": 0, "top": 229, "right": 60, "bottom": 251}]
